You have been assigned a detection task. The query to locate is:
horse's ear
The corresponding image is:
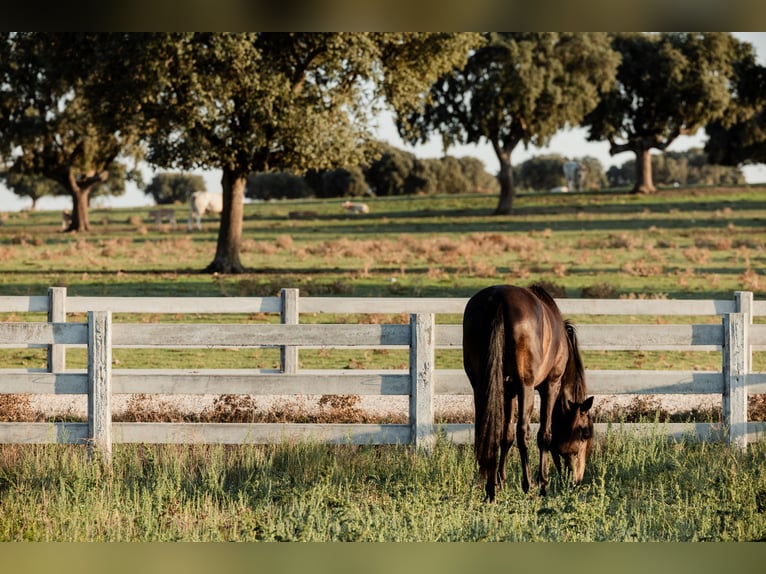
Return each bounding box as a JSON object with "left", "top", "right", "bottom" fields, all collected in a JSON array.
[{"left": 580, "top": 396, "right": 594, "bottom": 413}]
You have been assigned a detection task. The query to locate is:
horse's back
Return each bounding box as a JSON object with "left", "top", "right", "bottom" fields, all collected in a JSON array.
[
  {"left": 463, "top": 285, "right": 539, "bottom": 369},
  {"left": 464, "top": 285, "right": 546, "bottom": 327},
  {"left": 463, "top": 284, "right": 566, "bottom": 384}
]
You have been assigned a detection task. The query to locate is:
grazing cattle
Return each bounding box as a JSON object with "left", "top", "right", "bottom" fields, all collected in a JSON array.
[
  {"left": 188, "top": 191, "right": 223, "bottom": 231},
  {"left": 61, "top": 210, "right": 72, "bottom": 231},
  {"left": 148, "top": 208, "right": 177, "bottom": 228},
  {"left": 342, "top": 201, "right": 369, "bottom": 214},
  {"left": 563, "top": 161, "right": 586, "bottom": 192}
]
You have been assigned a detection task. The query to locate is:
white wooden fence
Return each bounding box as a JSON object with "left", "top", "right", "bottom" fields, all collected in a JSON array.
[{"left": 1, "top": 287, "right": 765, "bottom": 463}]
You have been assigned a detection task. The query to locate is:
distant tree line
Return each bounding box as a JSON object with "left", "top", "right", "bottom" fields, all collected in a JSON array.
[
  {"left": 605, "top": 148, "right": 745, "bottom": 188},
  {"left": 144, "top": 144, "right": 746, "bottom": 204},
  {"left": 244, "top": 143, "right": 500, "bottom": 201},
  {"left": 511, "top": 148, "right": 744, "bottom": 192}
]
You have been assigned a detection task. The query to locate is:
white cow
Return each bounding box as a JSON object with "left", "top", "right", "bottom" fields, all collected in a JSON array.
[
  {"left": 342, "top": 201, "right": 369, "bottom": 214},
  {"left": 563, "top": 161, "right": 586, "bottom": 192},
  {"left": 188, "top": 191, "right": 223, "bottom": 230}
]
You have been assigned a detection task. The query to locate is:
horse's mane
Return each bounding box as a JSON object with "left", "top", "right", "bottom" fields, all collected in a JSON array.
[
  {"left": 528, "top": 284, "right": 587, "bottom": 401},
  {"left": 564, "top": 320, "right": 588, "bottom": 403}
]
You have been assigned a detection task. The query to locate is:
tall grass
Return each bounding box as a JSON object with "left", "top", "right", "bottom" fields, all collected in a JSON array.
[{"left": 1, "top": 428, "right": 765, "bottom": 541}]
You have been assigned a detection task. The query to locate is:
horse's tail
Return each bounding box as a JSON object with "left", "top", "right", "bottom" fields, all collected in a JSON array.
[{"left": 475, "top": 302, "right": 506, "bottom": 483}]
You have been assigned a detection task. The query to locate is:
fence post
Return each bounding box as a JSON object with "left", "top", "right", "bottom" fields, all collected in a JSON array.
[
  {"left": 47, "top": 286, "right": 66, "bottom": 372},
  {"left": 88, "top": 310, "right": 112, "bottom": 464},
  {"left": 280, "top": 288, "right": 299, "bottom": 374},
  {"left": 722, "top": 312, "right": 748, "bottom": 450},
  {"left": 734, "top": 291, "right": 753, "bottom": 374},
  {"left": 409, "top": 313, "right": 435, "bottom": 451}
]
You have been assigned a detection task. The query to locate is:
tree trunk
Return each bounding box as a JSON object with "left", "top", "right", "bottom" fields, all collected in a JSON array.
[
  {"left": 492, "top": 142, "right": 515, "bottom": 215},
  {"left": 63, "top": 185, "right": 91, "bottom": 232},
  {"left": 204, "top": 166, "right": 247, "bottom": 274},
  {"left": 633, "top": 147, "right": 656, "bottom": 194},
  {"left": 59, "top": 168, "right": 101, "bottom": 232}
]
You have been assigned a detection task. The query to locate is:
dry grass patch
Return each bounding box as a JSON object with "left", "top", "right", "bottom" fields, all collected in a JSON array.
[{"left": 0, "top": 394, "right": 45, "bottom": 422}]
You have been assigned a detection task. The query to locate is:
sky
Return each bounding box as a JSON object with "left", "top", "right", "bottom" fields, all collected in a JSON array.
[{"left": 1, "top": 32, "right": 764, "bottom": 213}]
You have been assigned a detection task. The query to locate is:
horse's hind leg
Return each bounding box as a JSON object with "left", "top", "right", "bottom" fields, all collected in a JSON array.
[
  {"left": 496, "top": 394, "right": 516, "bottom": 490},
  {"left": 516, "top": 384, "right": 536, "bottom": 494}
]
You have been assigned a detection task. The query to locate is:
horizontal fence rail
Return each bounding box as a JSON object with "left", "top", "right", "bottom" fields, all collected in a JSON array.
[{"left": 0, "top": 288, "right": 764, "bottom": 462}]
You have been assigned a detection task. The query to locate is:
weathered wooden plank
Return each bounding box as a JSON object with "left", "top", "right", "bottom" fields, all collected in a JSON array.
[
  {"left": 280, "top": 288, "right": 299, "bottom": 374},
  {"left": 747, "top": 372, "right": 766, "bottom": 394},
  {"left": 47, "top": 287, "right": 67, "bottom": 372},
  {"left": 88, "top": 311, "right": 112, "bottom": 463},
  {"left": 0, "top": 422, "right": 88, "bottom": 444},
  {"left": 0, "top": 295, "right": 49, "bottom": 313},
  {"left": 301, "top": 297, "right": 468, "bottom": 315},
  {"left": 434, "top": 369, "right": 724, "bottom": 395},
  {"left": 723, "top": 313, "right": 748, "bottom": 449},
  {"left": 67, "top": 296, "right": 282, "bottom": 314},
  {"left": 112, "top": 422, "right": 411, "bottom": 445},
  {"left": 746, "top": 421, "right": 766, "bottom": 443},
  {"left": 112, "top": 369, "right": 411, "bottom": 395},
  {"left": 299, "top": 297, "right": 735, "bottom": 317},
  {"left": 585, "top": 370, "right": 723, "bottom": 395},
  {"left": 751, "top": 324, "right": 766, "bottom": 347},
  {"left": 437, "top": 422, "right": 726, "bottom": 444},
  {"left": 0, "top": 293, "right": 749, "bottom": 318},
  {"left": 0, "top": 322, "right": 87, "bottom": 345},
  {"left": 410, "top": 313, "right": 435, "bottom": 450},
  {"left": 436, "top": 323, "right": 723, "bottom": 350},
  {"left": 111, "top": 323, "right": 411, "bottom": 347},
  {"left": 557, "top": 298, "right": 735, "bottom": 316},
  {"left": 0, "top": 370, "right": 87, "bottom": 394}
]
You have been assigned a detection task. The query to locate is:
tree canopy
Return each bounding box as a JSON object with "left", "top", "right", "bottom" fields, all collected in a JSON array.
[
  {"left": 0, "top": 33, "right": 150, "bottom": 230},
  {"left": 144, "top": 173, "right": 207, "bottom": 205},
  {"left": 583, "top": 32, "right": 752, "bottom": 193},
  {"left": 400, "top": 32, "right": 620, "bottom": 214},
  {"left": 705, "top": 52, "right": 766, "bottom": 166},
  {"left": 140, "top": 32, "right": 481, "bottom": 273}
]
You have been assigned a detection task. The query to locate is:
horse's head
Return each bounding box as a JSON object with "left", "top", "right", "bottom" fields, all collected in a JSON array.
[{"left": 553, "top": 396, "right": 594, "bottom": 484}]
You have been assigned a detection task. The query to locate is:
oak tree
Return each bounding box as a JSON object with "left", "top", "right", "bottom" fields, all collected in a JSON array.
[
  {"left": 704, "top": 47, "right": 766, "bottom": 166},
  {"left": 583, "top": 33, "right": 748, "bottom": 193},
  {"left": 143, "top": 33, "right": 481, "bottom": 273},
  {"left": 400, "top": 33, "right": 619, "bottom": 214},
  {"left": 0, "top": 33, "right": 149, "bottom": 230}
]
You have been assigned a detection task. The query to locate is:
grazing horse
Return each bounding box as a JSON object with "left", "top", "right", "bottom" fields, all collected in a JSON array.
[
  {"left": 187, "top": 191, "right": 223, "bottom": 231},
  {"left": 462, "top": 284, "right": 594, "bottom": 502},
  {"left": 563, "top": 161, "right": 586, "bottom": 191}
]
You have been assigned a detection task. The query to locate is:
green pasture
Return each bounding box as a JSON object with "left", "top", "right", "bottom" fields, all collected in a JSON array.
[
  {"left": 1, "top": 185, "right": 764, "bottom": 300},
  {"left": 1, "top": 429, "right": 766, "bottom": 541}
]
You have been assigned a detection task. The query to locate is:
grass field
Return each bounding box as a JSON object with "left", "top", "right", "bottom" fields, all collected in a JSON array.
[
  {"left": 1, "top": 428, "right": 765, "bottom": 541},
  {"left": 1, "top": 185, "right": 764, "bottom": 299},
  {"left": 1, "top": 185, "right": 766, "bottom": 541}
]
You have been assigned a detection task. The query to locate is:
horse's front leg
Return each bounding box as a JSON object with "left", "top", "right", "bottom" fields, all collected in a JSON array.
[
  {"left": 536, "top": 378, "right": 560, "bottom": 496},
  {"left": 517, "top": 385, "right": 535, "bottom": 494}
]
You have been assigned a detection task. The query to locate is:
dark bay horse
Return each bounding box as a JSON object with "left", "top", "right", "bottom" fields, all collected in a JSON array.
[{"left": 462, "top": 284, "right": 594, "bottom": 502}]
